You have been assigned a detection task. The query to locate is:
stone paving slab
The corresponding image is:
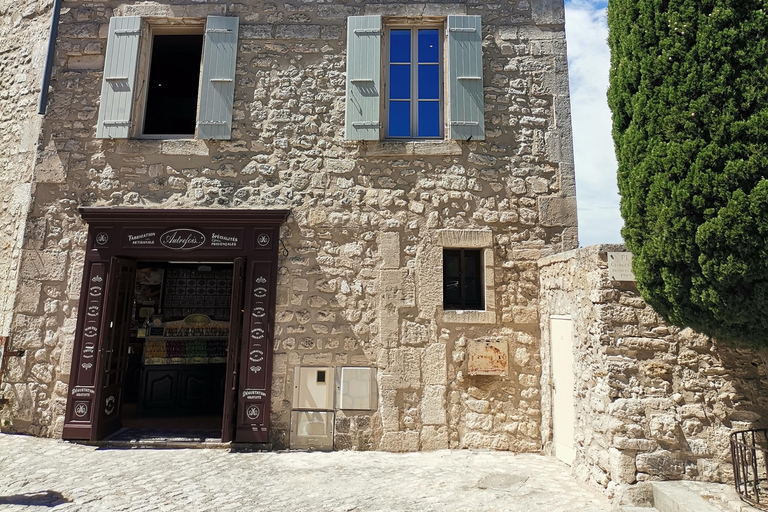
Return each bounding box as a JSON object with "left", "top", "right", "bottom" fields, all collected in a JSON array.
[{"left": 0, "top": 433, "right": 614, "bottom": 511}]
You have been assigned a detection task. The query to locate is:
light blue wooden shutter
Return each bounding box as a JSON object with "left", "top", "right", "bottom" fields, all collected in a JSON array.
[
  {"left": 447, "top": 15, "right": 485, "bottom": 140},
  {"left": 96, "top": 16, "right": 141, "bottom": 139},
  {"left": 197, "top": 16, "right": 239, "bottom": 140},
  {"left": 345, "top": 15, "right": 381, "bottom": 141}
]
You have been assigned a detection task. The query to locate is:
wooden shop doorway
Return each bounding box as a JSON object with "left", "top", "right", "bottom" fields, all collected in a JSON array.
[
  {"left": 119, "top": 261, "right": 234, "bottom": 439},
  {"left": 62, "top": 208, "right": 289, "bottom": 444}
]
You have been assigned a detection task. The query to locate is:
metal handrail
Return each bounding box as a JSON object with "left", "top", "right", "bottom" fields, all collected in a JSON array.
[
  {"left": 0, "top": 336, "right": 9, "bottom": 406},
  {"left": 0, "top": 336, "right": 25, "bottom": 407},
  {"left": 731, "top": 428, "right": 768, "bottom": 508}
]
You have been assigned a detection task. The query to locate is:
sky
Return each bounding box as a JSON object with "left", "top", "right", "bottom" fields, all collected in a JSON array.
[{"left": 562, "top": 0, "right": 624, "bottom": 247}]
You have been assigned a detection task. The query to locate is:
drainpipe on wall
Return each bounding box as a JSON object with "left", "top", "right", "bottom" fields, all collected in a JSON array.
[{"left": 38, "top": 0, "right": 64, "bottom": 115}]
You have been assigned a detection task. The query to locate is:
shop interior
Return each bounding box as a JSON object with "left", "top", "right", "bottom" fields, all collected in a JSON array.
[{"left": 120, "top": 261, "right": 234, "bottom": 435}]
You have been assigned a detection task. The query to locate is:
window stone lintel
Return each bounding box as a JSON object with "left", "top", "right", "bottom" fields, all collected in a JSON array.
[
  {"left": 365, "top": 4, "right": 467, "bottom": 17},
  {"left": 438, "top": 229, "right": 492, "bottom": 248},
  {"left": 115, "top": 6, "right": 225, "bottom": 18}
]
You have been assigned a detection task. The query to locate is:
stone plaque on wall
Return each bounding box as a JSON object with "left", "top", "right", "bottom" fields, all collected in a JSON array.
[
  {"left": 468, "top": 338, "right": 509, "bottom": 376},
  {"left": 608, "top": 252, "right": 635, "bottom": 281}
]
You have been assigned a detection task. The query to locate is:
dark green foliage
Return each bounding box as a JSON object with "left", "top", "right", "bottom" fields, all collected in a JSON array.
[{"left": 607, "top": 0, "right": 768, "bottom": 345}]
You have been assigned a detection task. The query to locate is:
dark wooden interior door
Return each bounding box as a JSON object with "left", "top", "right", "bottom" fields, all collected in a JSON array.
[
  {"left": 222, "top": 257, "right": 245, "bottom": 442},
  {"left": 92, "top": 257, "right": 137, "bottom": 440}
]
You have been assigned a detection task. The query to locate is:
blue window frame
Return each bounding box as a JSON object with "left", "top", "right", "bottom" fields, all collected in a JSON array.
[{"left": 387, "top": 27, "right": 442, "bottom": 138}]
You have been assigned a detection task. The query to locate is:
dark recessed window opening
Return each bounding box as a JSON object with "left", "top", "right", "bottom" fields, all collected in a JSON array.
[
  {"left": 143, "top": 34, "right": 204, "bottom": 135},
  {"left": 443, "top": 249, "right": 484, "bottom": 310}
]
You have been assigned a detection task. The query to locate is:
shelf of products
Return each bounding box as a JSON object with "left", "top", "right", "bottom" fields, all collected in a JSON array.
[
  {"left": 144, "top": 338, "right": 227, "bottom": 365},
  {"left": 142, "top": 315, "right": 229, "bottom": 365}
]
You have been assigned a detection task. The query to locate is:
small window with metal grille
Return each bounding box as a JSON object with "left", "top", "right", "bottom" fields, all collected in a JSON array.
[{"left": 443, "top": 248, "right": 484, "bottom": 310}]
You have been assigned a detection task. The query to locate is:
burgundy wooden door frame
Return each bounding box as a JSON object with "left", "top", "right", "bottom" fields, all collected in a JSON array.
[
  {"left": 222, "top": 257, "right": 245, "bottom": 443},
  {"left": 62, "top": 208, "right": 289, "bottom": 443},
  {"left": 93, "top": 257, "right": 137, "bottom": 440}
]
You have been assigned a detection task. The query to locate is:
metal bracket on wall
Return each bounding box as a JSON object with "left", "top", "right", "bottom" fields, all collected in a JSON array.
[{"left": 0, "top": 336, "right": 25, "bottom": 407}]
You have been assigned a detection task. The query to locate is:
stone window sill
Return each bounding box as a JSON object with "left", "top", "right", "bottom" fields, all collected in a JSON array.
[
  {"left": 441, "top": 309, "right": 496, "bottom": 324},
  {"left": 362, "top": 140, "right": 462, "bottom": 157},
  {"left": 105, "top": 138, "right": 211, "bottom": 156}
]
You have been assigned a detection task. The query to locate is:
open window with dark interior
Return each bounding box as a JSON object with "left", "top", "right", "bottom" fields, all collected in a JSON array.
[
  {"left": 443, "top": 248, "right": 484, "bottom": 310},
  {"left": 142, "top": 33, "right": 204, "bottom": 136}
]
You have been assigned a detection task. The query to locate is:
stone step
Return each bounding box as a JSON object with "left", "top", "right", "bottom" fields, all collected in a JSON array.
[
  {"left": 652, "top": 482, "right": 728, "bottom": 512},
  {"left": 618, "top": 507, "right": 659, "bottom": 512}
]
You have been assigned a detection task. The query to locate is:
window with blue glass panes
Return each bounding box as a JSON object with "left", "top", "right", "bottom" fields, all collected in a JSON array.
[{"left": 387, "top": 28, "right": 442, "bottom": 138}]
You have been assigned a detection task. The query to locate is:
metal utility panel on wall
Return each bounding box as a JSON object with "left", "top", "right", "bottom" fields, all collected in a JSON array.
[
  {"left": 335, "top": 367, "right": 377, "bottom": 410},
  {"left": 290, "top": 411, "right": 334, "bottom": 450},
  {"left": 293, "top": 366, "right": 334, "bottom": 410}
]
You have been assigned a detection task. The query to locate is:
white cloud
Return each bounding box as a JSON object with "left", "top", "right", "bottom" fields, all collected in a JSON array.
[{"left": 564, "top": 0, "right": 624, "bottom": 246}]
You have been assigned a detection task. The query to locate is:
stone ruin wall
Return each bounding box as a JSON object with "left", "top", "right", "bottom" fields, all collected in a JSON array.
[
  {"left": 0, "top": 0, "right": 51, "bottom": 337},
  {"left": 2, "top": 0, "right": 579, "bottom": 453},
  {"left": 538, "top": 245, "right": 768, "bottom": 505}
]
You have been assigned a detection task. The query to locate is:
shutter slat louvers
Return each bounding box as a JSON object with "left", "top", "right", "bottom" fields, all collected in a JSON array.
[
  {"left": 345, "top": 15, "right": 381, "bottom": 141},
  {"left": 96, "top": 16, "right": 142, "bottom": 139},
  {"left": 197, "top": 16, "right": 239, "bottom": 140},
  {"left": 448, "top": 15, "right": 485, "bottom": 140}
]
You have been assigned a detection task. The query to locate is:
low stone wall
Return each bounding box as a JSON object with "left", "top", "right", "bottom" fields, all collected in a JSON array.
[{"left": 538, "top": 245, "right": 768, "bottom": 505}]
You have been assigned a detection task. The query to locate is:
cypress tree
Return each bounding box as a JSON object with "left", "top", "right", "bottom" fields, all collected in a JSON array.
[{"left": 607, "top": 0, "right": 768, "bottom": 346}]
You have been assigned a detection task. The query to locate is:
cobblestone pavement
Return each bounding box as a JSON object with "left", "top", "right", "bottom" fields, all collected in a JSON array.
[{"left": 0, "top": 433, "right": 614, "bottom": 511}]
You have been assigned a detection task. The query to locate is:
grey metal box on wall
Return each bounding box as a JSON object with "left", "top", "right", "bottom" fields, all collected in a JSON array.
[
  {"left": 289, "top": 411, "right": 334, "bottom": 450},
  {"left": 335, "top": 367, "right": 377, "bottom": 411},
  {"left": 292, "top": 366, "right": 334, "bottom": 410}
]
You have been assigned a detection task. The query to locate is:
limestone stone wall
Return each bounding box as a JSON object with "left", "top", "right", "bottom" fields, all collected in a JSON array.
[
  {"left": 1, "top": 0, "right": 578, "bottom": 452},
  {"left": 538, "top": 245, "right": 768, "bottom": 505},
  {"left": 0, "top": 0, "right": 50, "bottom": 337}
]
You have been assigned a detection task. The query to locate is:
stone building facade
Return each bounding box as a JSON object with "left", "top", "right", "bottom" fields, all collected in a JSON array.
[
  {"left": 0, "top": 0, "right": 579, "bottom": 452},
  {"left": 538, "top": 245, "right": 768, "bottom": 505},
  {"left": 2, "top": 2, "right": 766, "bottom": 505}
]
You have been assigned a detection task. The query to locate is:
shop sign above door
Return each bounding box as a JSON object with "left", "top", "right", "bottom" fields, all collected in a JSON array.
[
  {"left": 159, "top": 229, "right": 206, "bottom": 250},
  {"left": 122, "top": 228, "right": 244, "bottom": 250}
]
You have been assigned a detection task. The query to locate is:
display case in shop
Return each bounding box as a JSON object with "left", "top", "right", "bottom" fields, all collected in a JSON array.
[{"left": 138, "top": 315, "right": 229, "bottom": 414}]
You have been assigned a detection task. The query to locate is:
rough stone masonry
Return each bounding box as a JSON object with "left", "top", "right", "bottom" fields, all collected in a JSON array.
[
  {"left": 0, "top": 0, "right": 49, "bottom": 339},
  {"left": 0, "top": 0, "right": 579, "bottom": 454}
]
